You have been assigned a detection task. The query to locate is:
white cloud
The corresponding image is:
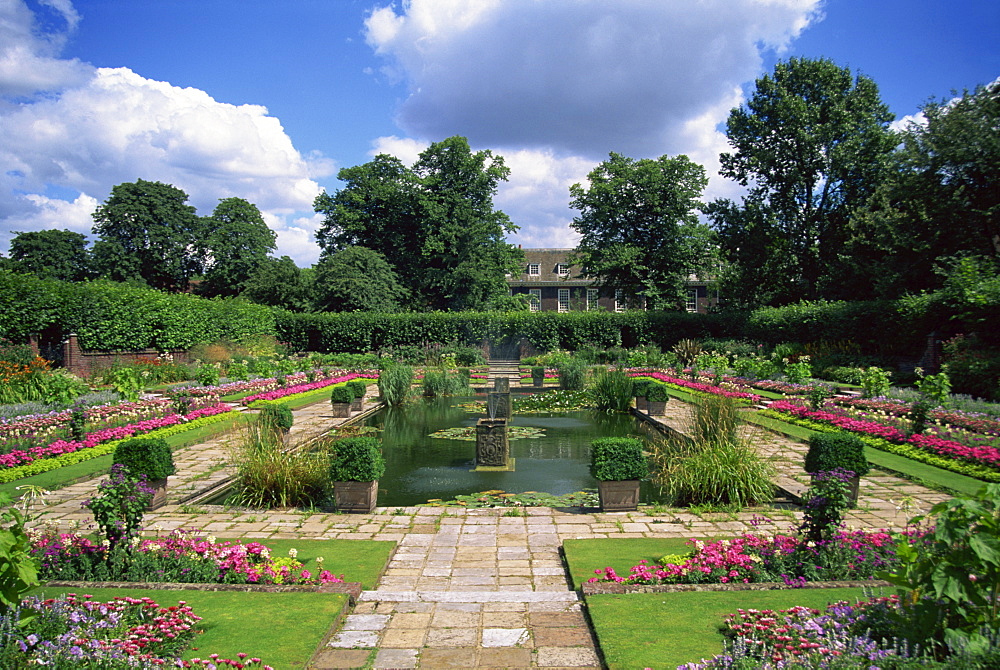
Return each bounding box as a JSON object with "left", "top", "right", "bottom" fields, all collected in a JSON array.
[
  {"left": 1, "top": 0, "right": 330, "bottom": 264},
  {"left": 370, "top": 135, "right": 429, "bottom": 165},
  {"left": 365, "top": 0, "right": 822, "bottom": 160}
]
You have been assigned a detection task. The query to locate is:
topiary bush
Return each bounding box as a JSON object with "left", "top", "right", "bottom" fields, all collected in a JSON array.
[
  {"left": 330, "top": 385, "right": 354, "bottom": 404},
  {"left": 329, "top": 437, "right": 386, "bottom": 482},
  {"left": 531, "top": 366, "right": 545, "bottom": 384},
  {"left": 590, "top": 437, "right": 647, "bottom": 481},
  {"left": 346, "top": 380, "right": 368, "bottom": 400},
  {"left": 257, "top": 402, "right": 293, "bottom": 432},
  {"left": 112, "top": 437, "right": 175, "bottom": 481},
  {"left": 645, "top": 383, "right": 669, "bottom": 402},
  {"left": 804, "top": 431, "right": 870, "bottom": 477},
  {"left": 631, "top": 378, "right": 652, "bottom": 398}
]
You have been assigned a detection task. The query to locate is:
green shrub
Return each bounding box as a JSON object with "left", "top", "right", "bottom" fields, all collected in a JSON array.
[
  {"left": 347, "top": 379, "right": 368, "bottom": 400},
  {"left": 645, "top": 383, "right": 669, "bottom": 402},
  {"left": 257, "top": 402, "right": 293, "bottom": 431},
  {"left": 330, "top": 385, "right": 354, "bottom": 404},
  {"left": 112, "top": 437, "right": 175, "bottom": 481},
  {"left": 590, "top": 368, "right": 634, "bottom": 412},
  {"left": 804, "top": 432, "right": 870, "bottom": 477},
  {"left": 631, "top": 378, "right": 652, "bottom": 398},
  {"left": 860, "top": 366, "right": 892, "bottom": 398},
  {"left": 531, "top": 366, "right": 545, "bottom": 384},
  {"left": 329, "top": 437, "right": 386, "bottom": 482},
  {"left": 378, "top": 363, "right": 413, "bottom": 406},
  {"left": 590, "top": 437, "right": 647, "bottom": 481},
  {"left": 557, "top": 358, "right": 588, "bottom": 391}
]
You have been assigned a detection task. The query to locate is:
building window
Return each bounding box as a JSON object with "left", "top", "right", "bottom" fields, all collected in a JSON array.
[
  {"left": 587, "top": 288, "right": 599, "bottom": 310},
  {"left": 685, "top": 288, "right": 698, "bottom": 313},
  {"left": 615, "top": 289, "right": 626, "bottom": 313},
  {"left": 556, "top": 263, "right": 569, "bottom": 276},
  {"left": 528, "top": 263, "right": 540, "bottom": 276},
  {"left": 529, "top": 289, "right": 541, "bottom": 312},
  {"left": 558, "top": 288, "right": 570, "bottom": 312}
]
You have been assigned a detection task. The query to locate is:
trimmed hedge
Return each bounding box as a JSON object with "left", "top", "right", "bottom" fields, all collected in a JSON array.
[
  {"left": 590, "top": 437, "right": 648, "bottom": 481},
  {"left": 0, "top": 271, "right": 274, "bottom": 351}
]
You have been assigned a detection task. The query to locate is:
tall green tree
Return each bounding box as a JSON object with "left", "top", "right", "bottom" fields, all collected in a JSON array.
[
  {"left": 711, "top": 57, "right": 896, "bottom": 304},
  {"left": 197, "top": 197, "right": 277, "bottom": 297},
  {"left": 241, "top": 255, "right": 311, "bottom": 311},
  {"left": 314, "top": 136, "right": 523, "bottom": 311},
  {"left": 569, "top": 152, "right": 713, "bottom": 309},
  {"left": 7, "top": 229, "right": 91, "bottom": 281},
  {"left": 850, "top": 81, "right": 1000, "bottom": 296},
  {"left": 91, "top": 179, "right": 206, "bottom": 291},
  {"left": 312, "top": 246, "right": 407, "bottom": 312}
]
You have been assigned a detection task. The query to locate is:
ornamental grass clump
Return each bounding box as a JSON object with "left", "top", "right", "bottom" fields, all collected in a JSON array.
[
  {"left": 227, "top": 422, "right": 329, "bottom": 508},
  {"left": 590, "top": 368, "right": 634, "bottom": 412},
  {"left": 557, "top": 357, "right": 588, "bottom": 391},
  {"left": 421, "top": 368, "right": 469, "bottom": 397},
  {"left": 653, "top": 395, "right": 774, "bottom": 508},
  {"left": 378, "top": 363, "right": 413, "bottom": 406}
]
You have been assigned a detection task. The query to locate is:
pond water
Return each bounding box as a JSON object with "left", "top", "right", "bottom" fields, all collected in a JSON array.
[{"left": 368, "top": 396, "right": 662, "bottom": 507}]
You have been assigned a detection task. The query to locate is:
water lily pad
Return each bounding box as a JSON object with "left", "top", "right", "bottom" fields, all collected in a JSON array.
[{"left": 428, "top": 425, "right": 546, "bottom": 441}]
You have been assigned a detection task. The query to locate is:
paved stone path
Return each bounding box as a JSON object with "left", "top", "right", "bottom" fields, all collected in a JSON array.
[{"left": 28, "top": 387, "right": 953, "bottom": 669}]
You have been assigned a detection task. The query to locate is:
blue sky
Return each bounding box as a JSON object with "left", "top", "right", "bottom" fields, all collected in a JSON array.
[{"left": 2, "top": 0, "right": 997, "bottom": 266}]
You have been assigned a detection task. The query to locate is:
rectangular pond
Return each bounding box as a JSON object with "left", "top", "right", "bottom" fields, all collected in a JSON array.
[{"left": 367, "top": 396, "right": 662, "bottom": 507}]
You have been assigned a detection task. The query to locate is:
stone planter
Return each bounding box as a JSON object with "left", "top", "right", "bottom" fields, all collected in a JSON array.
[
  {"left": 532, "top": 376, "right": 544, "bottom": 388},
  {"left": 350, "top": 396, "right": 363, "bottom": 412},
  {"left": 330, "top": 402, "right": 351, "bottom": 418},
  {"left": 333, "top": 480, "right": 378, "bottom": 513},
  {"left": 635, "top": 396, "right": 648, "bottom": 412},
  {"left": 597, "top": 480, "right": 640, "bottom": 512},
  {"left": 147, "top": 477, "right": 169, "bottom": 511},
  {"left": 646, "top": 400, "right": 667, "bottom": 416},
  {"left": 810, "top": 473, "right": 862, "bottom": 506}
]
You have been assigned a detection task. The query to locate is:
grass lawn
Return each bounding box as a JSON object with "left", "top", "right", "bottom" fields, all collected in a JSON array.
[
  {"left": 32, "top": 585, "right": 349, "bottom": 670},
  {"left": 251, "top": 538, "right": 395, "bottom": 590},
  {"left": 563, "top": 538, "right": 697, "bottom": 590},
  {"left": 587, "top": 587, "right": 869, "bottom": 669}
]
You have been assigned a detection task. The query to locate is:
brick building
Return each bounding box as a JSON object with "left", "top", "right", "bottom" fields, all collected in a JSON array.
[{"left": 506, "top": 248, "right": 717, "bottom": 313}]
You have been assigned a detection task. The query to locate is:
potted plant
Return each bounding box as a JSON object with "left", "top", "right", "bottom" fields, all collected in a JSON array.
[
  {"left": 330, "top": 385, "right": 354, "bottom": 418},
  {"left": 632, "top": 378, "right": 652, "bottom": 412},
  {"left": 804, "top": 432, "right": 870, "bottom": 505},
  {"left": 329, "top": 436, "right": 386, "bottom": 513},
  {"left": 112, "top": 437, "right": 176, "bottom": 510},
  {"left": 645, "top": 383, "right": 669, "bottom": 415},
  {"left": 590, "top": 437, "right": 647, "bottom": 512},
  {"left": 531, "top": 366, "right": 546, "bottom": 387},
  {"left": 347, "top": 380, "right": 368, "bottom": 412}
]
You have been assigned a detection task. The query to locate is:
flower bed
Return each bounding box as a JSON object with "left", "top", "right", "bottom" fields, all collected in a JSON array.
[
  {"left": 3, "top": 593, "right": 274, "bottom": 668},
  {"left": 769, "top": 399, "right": 1000, "bottom": 471},
  {"left": 0, "top": 408, "right": 238, "bottom": 483},
  {"left": 834, "top": 396, "right": 1000, "bottom": 436},
  {"left": 587, "top": 529, "right": 903, "bottom": 588},
  {"left": 241, "top": 372, "right": 377, "bottom": 405},
  {"left": 0, "top": 403, "right": 232, "bottom": 471},
  {"left": 630, "top": 371, "right": 761, "bottom": 404},
  {"left": 31, "top": 529, "right": 347, "bottom": 586}
]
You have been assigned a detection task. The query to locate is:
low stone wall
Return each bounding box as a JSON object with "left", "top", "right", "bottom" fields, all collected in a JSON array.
[
  {"left": 45, "top": 579, "right": 363, "bottom": 602},
  {"left": 582, "top": 578, "right": 890, "bottom": 596}
]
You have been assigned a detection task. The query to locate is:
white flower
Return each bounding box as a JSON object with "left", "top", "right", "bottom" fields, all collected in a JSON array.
[
  {"left": 288, "top": 548, "right": 298, "bottom": 559},
  {"left": 316, "top": 556, "right": 324, "bottom": 565},
  {"left": 207, "top": 535, "right": 217, "bottom": 545}
]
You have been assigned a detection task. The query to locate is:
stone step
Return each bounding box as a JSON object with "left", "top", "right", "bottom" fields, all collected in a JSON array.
[{"left": 360, "top": 590, "right": 579, "bottom": 603}]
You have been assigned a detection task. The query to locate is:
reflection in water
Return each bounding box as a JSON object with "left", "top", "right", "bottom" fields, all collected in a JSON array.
[{"left": 361, "top": 396, "right": 658, "bottom": 506}]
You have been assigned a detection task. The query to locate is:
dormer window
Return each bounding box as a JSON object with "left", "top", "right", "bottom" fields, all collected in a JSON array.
[
  {"left": 556, "top": 263, "right": 569, "bottom": 276},
  {"left": 528, "top": 263, "right": 540, "bottom": 276}
]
